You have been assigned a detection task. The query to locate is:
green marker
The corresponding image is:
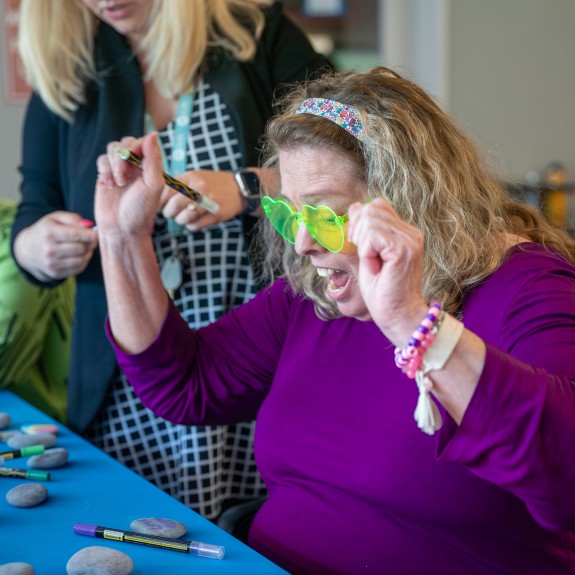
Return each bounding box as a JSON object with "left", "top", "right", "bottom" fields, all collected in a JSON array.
[
  {"left": 0, "top": 444, "right": 45, "bottom": 460},
  {"left": 0, "top": 467, "right": 50, "bottom": 481}
]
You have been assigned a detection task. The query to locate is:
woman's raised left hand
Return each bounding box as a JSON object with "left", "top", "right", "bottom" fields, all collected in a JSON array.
[{"left": 348, "top": 198, "right": 428, "bottom": 346}]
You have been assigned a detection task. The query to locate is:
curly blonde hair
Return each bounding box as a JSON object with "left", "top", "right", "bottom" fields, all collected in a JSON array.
[
  {"left": 18, "top": 0, "right": 273, "bottom": 121},
  {"left": 258, "top": 66, "right": 575, "bottom": 319}
]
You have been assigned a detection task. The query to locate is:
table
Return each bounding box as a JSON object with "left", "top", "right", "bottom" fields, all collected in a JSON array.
[{"left": 0, "top": 391, "right": 287, "bottom": 574}]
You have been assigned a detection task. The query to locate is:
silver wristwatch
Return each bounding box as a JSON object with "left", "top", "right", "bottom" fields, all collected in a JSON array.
[{"left": 234, "top": 170, "right": 261, "bottom": 215}]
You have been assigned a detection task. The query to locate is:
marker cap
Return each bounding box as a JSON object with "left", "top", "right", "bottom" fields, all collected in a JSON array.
[
  {"left": 74, "top": 523, "right": 97, "bottom": 537},
  {"left": 21, "top": 444, "right": 45, "bottom": 457},
  {"left": 189, "top": 541, "right": 225, "bottom": 560},
  {"left": 27, "top": 469, "right": 50, "bottom": 481}
]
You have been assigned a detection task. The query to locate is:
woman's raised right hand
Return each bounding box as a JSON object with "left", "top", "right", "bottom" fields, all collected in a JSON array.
[{"left": 94, "top": 134, "right": 165, "bottom": 236}]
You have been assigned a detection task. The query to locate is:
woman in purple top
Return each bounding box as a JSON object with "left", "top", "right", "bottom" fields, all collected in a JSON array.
[{"left": 95, "top": 67, "right": 575, "bottom": 574}]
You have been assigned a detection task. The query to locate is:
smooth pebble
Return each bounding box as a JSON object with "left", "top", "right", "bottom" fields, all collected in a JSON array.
[
  {"left": 0, "top": 430, "right": 18, "bottom": 442},
  {"left": 6, "top": 483, "right": 48, "bottom": 508},
  {"left": 66, "top": 547, "right": 133, "bottom": 575},
  {"left": 130, "top": 517, "right": 187, "bottom": 538},
  {"left": 27, "top": 447, "right": 68, "bottom": 469},
  {"left": 7, "top": 433, "right": 57, "bottom": 449},
  {"left": 0, "top": 413, "right": 10, "bottom": 430},
  {"left": 0, "top": 564, "right": 34, "bottom": 575}
]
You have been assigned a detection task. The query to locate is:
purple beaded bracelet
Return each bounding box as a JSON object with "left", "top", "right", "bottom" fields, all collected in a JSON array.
[{"left": 394, "top": 301, "right": 442, "bottom": 377}]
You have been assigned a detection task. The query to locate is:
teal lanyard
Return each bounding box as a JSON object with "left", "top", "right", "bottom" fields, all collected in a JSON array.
[{"left": 145, "top": 90, "right": 195, "bottom": 235}]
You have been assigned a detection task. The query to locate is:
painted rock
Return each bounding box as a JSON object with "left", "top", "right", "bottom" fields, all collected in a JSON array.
[
  {"left": 130, "top": 517, "right": 187, "bottom": 538},
  {"left": 27, "top": 447, "right": 68, "bottom": 469},
  {"left": 21, "top": 423, "right": 59, "bottom": 435},
  {"left": 6, "top": 483, "right": 48, "bottom": 508},
  {"left": 66, "top": 547, "right": 133, "bottom": 575}
]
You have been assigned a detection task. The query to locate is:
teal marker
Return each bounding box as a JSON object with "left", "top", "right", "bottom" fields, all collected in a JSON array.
[
  {"left": 0, "top": 444, "right": 45, "bottom": 460},
  {"left": 0, "top": 467, "right": 50, "bottom": 481}
]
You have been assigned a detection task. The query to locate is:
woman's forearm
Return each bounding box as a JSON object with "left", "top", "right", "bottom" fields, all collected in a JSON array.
[
  {"left": 428, "top": 329, "right": 486, "bottom": 424},
  {"left": 99, "top": 230, "right": 169, "bottom": 354}
]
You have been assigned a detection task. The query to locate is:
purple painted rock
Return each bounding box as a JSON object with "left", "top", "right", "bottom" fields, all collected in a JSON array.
[{"left": 130, "top": 517, "right": 187, "bottom": 538}]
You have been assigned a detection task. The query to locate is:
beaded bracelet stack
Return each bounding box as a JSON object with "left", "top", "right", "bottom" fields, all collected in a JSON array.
[
  {"left": 394, "top": 301, "right": 443, "bottom": 379},
  {"left": 394, "top": 301, "right": 465, "bottom": 435}
]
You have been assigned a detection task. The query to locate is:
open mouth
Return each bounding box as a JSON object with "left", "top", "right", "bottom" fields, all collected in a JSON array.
[{"left": 316, "top": 267, "right": 352, "bottom": 299}]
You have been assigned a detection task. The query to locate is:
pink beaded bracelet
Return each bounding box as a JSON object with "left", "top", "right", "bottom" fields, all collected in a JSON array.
[
  {"left": 394, "top": 302, "right": 465, "bottom": 435},
  {"left": 394, "top": 301, "right": 442, "bottom": 377}
]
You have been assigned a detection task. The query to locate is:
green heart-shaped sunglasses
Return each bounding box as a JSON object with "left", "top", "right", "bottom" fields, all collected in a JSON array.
[{"left": 261, "top": 195, "right": 350, "bottom": 253}]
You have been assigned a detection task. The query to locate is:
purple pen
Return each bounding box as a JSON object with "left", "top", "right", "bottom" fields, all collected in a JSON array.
[{"left": 73, "top": 523, "right": 225, "bottom": 559}]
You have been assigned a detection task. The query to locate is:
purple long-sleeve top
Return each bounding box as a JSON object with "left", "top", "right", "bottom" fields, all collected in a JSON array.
[{"left": 110, "top": 244, "right": 575, "bottom": 574}]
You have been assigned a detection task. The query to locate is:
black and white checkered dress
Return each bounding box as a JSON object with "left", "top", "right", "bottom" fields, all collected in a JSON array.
[{"left": 85, "top": 81, "right": 266, "bottom": 519}]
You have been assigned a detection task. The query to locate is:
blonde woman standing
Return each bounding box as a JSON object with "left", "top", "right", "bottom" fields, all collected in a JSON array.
[{"left": 12, "top": 0, "right": 330, "bottom": 518}]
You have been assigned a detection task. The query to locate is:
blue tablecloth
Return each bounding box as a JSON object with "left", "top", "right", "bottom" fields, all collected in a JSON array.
[{"left": 0, "top": 390, "right": 287, "bottom": 574}]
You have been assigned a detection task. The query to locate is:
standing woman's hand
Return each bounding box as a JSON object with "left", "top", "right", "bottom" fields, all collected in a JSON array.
[
  {"left": 94, "top": 133, "right": 166, "bottom": 236},
  {"left": 348, "top": 198, "right": 428, "bottom": 346},
  {"left": 159, "top": 170, "right": 245, "bottom": 231},
  {"left": 13, "top": 212, "right": 98, "bottom": 282}
]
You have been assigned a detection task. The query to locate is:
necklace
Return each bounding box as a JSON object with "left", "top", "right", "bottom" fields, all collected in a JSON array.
[{"left": 146, "top": 89, "right": 195, "bottom": 298}]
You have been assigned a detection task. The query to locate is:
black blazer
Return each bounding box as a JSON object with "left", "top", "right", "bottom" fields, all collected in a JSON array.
[{"left": 12, "top": 3, "right": 331, "bottom": 431}]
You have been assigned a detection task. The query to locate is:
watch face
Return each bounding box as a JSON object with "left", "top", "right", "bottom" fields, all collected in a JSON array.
[
  {"left": 236, "top": 170, "right": 261, "bottom": 215},
  {"left": 240, "top": 171, "right": 260, "bottom": 196}
]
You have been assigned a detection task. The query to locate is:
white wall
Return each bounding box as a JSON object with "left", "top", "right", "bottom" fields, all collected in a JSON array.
[
  {"left": 382, "top": 0, "right": 450, "bottom": 107},
  {"left": 383, "top": 0, "right": 575, "bottom": 184},
  {"left": 0, "top": 11, "right": 25, "bottom": 203},
  {"left": 449, "top": 0, "right": 575, "bottom": 182}
]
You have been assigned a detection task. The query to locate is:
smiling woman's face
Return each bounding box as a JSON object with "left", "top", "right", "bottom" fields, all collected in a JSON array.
[
  {"left": 278, "top": 145, "right": 371, "bottom": 320},
  {"left": 81, "top": 0, "right": 154, "bottom": 45}
]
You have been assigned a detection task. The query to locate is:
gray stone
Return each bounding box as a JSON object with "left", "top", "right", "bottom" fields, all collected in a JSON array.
[
  {"left": 0, "top": 430, "right": 18, "bottom": 442},
  {"left": 7, "top": 433, "right": 57, "bottom": 449},
  {"left": 0, "top": 563, "right": 35, "bottom": 575},
  {"left": 130, "top": 517, "right": 187, "bottom": 538},
  {"left": 66, "top": 547, "right": 133, "bottom": 575},
  {"left": 5, "top": 483, "right": 48, "bottom": 508},
  {"left": 0, "top": 412, "right": 10, "bottom": 430},
  {"left": 27, "top": 447, "right": 68, "bottom": 469}
]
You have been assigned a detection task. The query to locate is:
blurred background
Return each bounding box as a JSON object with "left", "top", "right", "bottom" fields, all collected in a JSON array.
[{"left": 1, "top": 0, "right": 574, "bottom": 231}]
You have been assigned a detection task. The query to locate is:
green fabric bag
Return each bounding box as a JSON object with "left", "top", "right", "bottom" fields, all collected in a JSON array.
[{"left": 0, "top": 199, "right": 74, "bottom": 422}]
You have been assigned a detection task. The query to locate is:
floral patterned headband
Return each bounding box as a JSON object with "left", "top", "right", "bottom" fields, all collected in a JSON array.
[{"left": 294, "top": 98, "right": 366, "bottom": 141}]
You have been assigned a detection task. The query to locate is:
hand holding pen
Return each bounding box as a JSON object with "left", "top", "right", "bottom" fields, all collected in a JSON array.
[
  {"left": 113, "top": 146, "right": 220, "bottom": 215},
  {"left": 96, "top": 134, "right": 187, "bottom": 234}
]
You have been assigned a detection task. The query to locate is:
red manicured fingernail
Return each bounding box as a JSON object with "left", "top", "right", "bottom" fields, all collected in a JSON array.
[{"left": 79, "top": 218, "right": 95, "bottom": 228}]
